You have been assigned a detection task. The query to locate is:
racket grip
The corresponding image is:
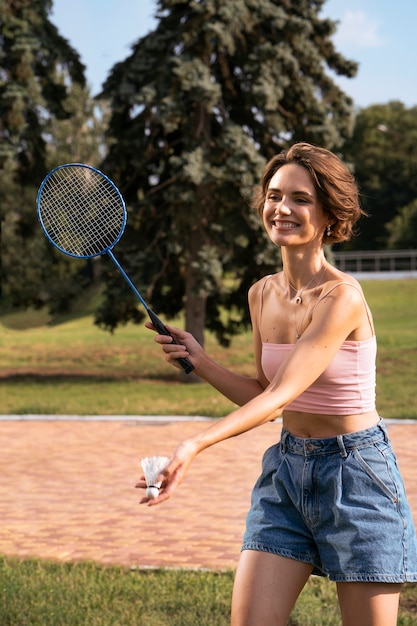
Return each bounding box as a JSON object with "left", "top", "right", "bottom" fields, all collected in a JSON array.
[{"left": 147, "top": 309, "right": 195, "bottom": 375}]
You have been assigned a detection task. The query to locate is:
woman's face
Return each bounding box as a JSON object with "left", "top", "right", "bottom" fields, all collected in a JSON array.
[{"left": 262, "top": 163, "right": 328, "bottom": 249}]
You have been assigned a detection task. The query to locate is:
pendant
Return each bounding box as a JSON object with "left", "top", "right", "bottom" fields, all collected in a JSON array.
[
  {"left": 295, "top": 295, "right": 302, "bottom": 305},
  {"left": 295, "top": 333, "right": 301, "bottom": 340}
]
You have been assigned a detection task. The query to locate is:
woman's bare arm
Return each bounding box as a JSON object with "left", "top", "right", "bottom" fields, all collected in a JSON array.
[
  {"left": 141, "top": 283, "right": 367, "bottom": 504},
  {"left": 145, "top": 279, "right": 269, "bottom": 406}
]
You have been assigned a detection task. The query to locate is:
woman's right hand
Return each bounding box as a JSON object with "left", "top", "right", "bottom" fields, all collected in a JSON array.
[{"left": 145, "top": 322, "right": 203, "bottom": 371}]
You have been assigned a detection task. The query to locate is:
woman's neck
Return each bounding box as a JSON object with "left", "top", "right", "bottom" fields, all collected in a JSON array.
[{"left": 281, "top": 249, "right": 327, "bottom": 291}]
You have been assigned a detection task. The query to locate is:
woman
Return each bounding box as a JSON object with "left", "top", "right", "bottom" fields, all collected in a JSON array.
[{"left": 138, "top": 143, "right": 417, "bottom": 625}]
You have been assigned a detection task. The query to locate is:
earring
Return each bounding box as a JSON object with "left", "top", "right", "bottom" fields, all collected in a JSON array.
[{"left": 326, "top": 224, "right": 332, "bottom": 237}]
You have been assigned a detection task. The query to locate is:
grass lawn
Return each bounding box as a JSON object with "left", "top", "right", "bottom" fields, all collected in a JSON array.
[
  {"left": 0, "top": 279, "right": 417, "bottom": 418},
  {"left": 1, "top": 556, "right": 416, "bottom": 625}
]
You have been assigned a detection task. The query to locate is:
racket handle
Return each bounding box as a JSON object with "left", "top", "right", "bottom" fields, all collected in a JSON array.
[{"left": 147, "top": 309, "right": 195, "bottom": 375}]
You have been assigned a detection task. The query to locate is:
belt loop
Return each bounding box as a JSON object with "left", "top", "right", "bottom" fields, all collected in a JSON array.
[
  {"left": 281, "top": 430, "right": 289, "bottom": 454},
  {"left": 378, "top": 419, "right": 389, "bottom": 443},
  {"left": 337, "top": 434, "right": 348, "bottom": 458}
]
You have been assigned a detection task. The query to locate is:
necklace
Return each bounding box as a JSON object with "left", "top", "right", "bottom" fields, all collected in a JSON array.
[
  {"left": 286, "top": 264, "right": 324, "bottom": 305},
  {"left": 294, "top": 300, "right": 312, "bottom": 341},
  {"left": 286, "top": 264, "right": 327, "bottom": 340}
]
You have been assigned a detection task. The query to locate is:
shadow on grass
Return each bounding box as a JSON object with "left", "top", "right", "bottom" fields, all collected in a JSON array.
[{"left": 0, "top": 371, "right": 180, "bottom": 384}]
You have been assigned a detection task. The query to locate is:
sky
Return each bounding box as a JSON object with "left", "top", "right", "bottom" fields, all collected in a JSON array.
[{"left": 50, "top": 0, "right": 417, "bottom": 109}]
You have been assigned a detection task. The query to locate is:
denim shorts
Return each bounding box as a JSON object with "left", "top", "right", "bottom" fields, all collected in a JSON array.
[{"left": 242, "top": 420, "right": 417, "bottom": 582}]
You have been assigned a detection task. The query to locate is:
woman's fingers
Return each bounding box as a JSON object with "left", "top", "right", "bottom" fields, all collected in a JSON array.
[{"left": 136, "top": 440, "right": 198, "bottom": 506}]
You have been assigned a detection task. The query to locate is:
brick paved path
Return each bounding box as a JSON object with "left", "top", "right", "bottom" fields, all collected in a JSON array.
[{"left": 0, "top": 418, "right": 416, "bottom": 571}]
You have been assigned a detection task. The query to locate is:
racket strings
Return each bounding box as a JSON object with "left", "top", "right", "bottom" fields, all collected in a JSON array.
[{"left": 39, "top": 166, "right": 125, "bottom": 257}]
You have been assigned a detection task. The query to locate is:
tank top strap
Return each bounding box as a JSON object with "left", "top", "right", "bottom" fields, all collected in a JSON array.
[
  {"left": 311, "top": 281, "right": 374, "bottom": 334},
  {"left": 259, "top": 275, "right": 273, "bottom": 327}
]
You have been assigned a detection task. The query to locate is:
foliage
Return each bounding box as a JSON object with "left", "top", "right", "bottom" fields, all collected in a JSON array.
[
  {"left": 386, "top": 198, "right": 417, "bottom": 249},
  {"left": 341, "top": 101, "right": 417, "bottom": 250},
  {"left": 0, "top": 0, "right": 85, "bottom": 176},
  {"left": 1, "top": 1, "right": 416, "bottom": 346},
  {"left": 45, "top": 85, "right": 111, "bottom": 170},
  {"left": 0, "top": 1, "right": 107, "bottom": 311},
  {"left": 98, "top": 0, "right": 357, "bottom": 346}
]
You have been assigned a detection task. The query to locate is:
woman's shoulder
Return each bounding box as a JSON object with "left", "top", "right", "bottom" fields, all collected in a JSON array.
[
  {"left": 248, "top": 272, "right": 283, "bottom": 300},
  {"left": 320, "top": 262, "right": 362, "bottom": 291},
  {"left": 313, "top": 271, "right": 369, "bottom": 321},
  {"left": 320, "top": 269, "right": 365, "bottom": 300},
  {"left": 313, "top": 269, "right": 374, "bottom": 337}
]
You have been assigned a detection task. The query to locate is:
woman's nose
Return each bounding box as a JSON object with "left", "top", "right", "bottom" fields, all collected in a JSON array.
[{"left": 274, "top": 198, "right": 291, "bottom": 215}]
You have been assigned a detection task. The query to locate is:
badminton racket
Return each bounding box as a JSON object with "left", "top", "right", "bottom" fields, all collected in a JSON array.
[{"left": 36, "top": 163, "right": 194, "bottom": 374}]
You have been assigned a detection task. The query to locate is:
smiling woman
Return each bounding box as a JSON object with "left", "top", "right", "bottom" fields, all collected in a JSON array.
[
  {"left": 141, "top": 142, "right": 417, "bottom": 626},
  {"left": 252, "top": 143, "right": 366, "bottom": 246}
]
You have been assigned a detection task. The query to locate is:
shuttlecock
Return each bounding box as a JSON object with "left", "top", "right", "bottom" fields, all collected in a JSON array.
[{"left": 141, "top": 456, "right": 170, "bottom": 499}]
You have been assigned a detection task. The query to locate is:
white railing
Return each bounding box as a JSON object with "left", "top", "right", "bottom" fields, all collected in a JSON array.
[{"left": 332, "top": 249, "right": 417, "bottom": 273}]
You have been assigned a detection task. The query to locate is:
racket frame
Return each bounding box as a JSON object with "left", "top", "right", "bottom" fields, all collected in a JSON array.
[{"left": 37, "top": 163, "right": 194, "bottom": 375}]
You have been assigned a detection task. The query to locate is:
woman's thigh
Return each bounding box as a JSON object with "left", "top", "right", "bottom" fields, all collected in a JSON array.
[
  {"left": 337, "top": 581, "right": 401, "bottom": 626},
  {"left": 231, "top": 550, "right": 313, "bottom": 626}
]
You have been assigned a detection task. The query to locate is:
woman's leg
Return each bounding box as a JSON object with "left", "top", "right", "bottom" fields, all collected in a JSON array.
[
  {"left": 337, "top": 582, "right": 401, "bottom": 626},
  {"left": 231, "top": 550, "right": 313, "bottom": 626}
]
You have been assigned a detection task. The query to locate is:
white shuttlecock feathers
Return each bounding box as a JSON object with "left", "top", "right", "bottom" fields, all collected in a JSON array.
[{"left": 141, "top": 456, "right": 170, "bottom": 499}]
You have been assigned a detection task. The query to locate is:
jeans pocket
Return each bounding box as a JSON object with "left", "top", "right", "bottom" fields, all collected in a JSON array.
[{"left": 352, "top": 447, "right": 399, "bottom": 503}]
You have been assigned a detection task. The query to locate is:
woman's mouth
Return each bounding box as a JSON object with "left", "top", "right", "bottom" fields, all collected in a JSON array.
[{"left": 272, "top": 220, "right": 299, "bottom": 230}]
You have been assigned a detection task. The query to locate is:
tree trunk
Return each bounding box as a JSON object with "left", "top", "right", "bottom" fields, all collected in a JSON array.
[
  {"left": 185, "top": 289, "right": 206, "bottom": 348},
  {"left": 181, "top": 227, "right": 207, "bottom": 383}
]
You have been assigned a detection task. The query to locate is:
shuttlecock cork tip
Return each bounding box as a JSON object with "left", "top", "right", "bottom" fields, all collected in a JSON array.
[{"left": 146, "top": 486, "right": 160, "bottom": 499}]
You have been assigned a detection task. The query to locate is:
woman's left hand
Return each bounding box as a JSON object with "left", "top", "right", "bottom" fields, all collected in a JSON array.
[{"left": 136, "top": 438, "right": 200, "bottom": 506}]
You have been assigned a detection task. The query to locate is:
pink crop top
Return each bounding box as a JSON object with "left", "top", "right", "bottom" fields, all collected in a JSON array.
[
  {"left": 262, "top": 338, "right": 376, "bottom": 415},
  {"left": 260, "top": 279, "right": 376, "bottom": 415}
]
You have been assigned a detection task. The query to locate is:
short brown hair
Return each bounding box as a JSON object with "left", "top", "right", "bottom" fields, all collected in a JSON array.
[{"left": 252, "top": 142, "right": 366, "bottom": 244}]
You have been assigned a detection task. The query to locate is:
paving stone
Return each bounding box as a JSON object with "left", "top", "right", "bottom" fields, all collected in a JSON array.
[{"left": 0, "top": 419, "right": 415, "bottom": 570}]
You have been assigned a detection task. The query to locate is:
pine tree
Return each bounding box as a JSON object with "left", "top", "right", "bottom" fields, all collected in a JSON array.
[
  {"left": 0, "top": 0, "right": 94, "bottom": 308},
  {"left": 0, "top": 0, "right": 85, "bottom": 180},
  {"left": 98, "top": 0, "right": 357, "bottom": 350}
]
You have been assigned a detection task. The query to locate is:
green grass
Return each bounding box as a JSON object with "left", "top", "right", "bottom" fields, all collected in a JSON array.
[
  {"left": 0, "top": 556, "right": 416, "bottom": 625},
  {"left": 1, "top": 279, "right": 417, "bottom": 418},
  {"left": 360, "top": 280, "right": 417, "bottom": 418},
  {"left": 0, "top": 310, "right": 248, "bottom": 416},
  {"left": 0, "top": 557, "right": 234, "bottom": 626}
]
